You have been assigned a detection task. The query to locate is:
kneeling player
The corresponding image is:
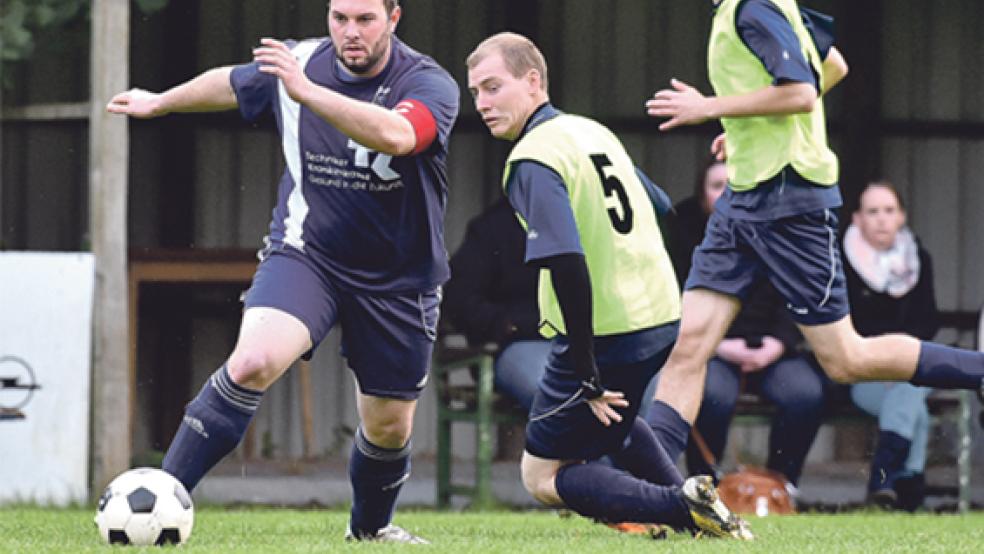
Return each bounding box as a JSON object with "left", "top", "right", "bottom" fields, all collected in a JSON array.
[{"left": 466, "top": 32, "right": 752, "bottom": 540}]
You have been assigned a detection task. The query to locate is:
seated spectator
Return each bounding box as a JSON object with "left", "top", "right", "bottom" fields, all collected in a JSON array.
[
  {"left": 845, "top": 180, "right": 939, "bottom": 511},
  {"left": 665, "top": 159, "right": 729, "bottom": 285},
  {"left": 442, "top": 196, "right": 548, "bottom": 412},
  {"left": 666, "top": 160, "right": 830, "bottom": 494}
]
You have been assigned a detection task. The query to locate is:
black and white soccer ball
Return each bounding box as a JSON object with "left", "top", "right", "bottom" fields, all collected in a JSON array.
[{"left": 94, "top": 468, "right": 194, "bottom": 546}]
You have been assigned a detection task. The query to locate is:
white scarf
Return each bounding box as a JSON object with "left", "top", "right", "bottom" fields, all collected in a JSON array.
[{"left": 843, "top": 224, "right": 920, "bottom": 298}]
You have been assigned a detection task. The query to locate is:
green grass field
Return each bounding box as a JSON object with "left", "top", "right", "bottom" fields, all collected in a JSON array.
[{"left": 2, "top": 507, "right": 983, "bottom": 553}]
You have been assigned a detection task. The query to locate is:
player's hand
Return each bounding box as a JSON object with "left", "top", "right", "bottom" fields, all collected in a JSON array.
[
  {"left": 711, "top": 132, "right": 728, "bottom": 161},
  {"left": 585, "top": 390, "right": 628, "bottom": 427},
  {"left": 645, "top": 78, "right": 712, "bottom": 131},
  {"left": 253, "top": 38, "right": 314, "bottom": 103},
  {"left": 106, "top": 88, "right": 167, "bottom": 118}
]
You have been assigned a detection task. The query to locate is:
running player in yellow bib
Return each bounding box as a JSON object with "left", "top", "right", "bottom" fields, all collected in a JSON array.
[{"left": 645, "top": 0, "right": 984, "bottom": 471}]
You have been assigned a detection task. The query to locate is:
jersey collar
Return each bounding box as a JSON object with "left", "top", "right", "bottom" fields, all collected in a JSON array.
[{"left": 517, "top": 102, "right": 561, "bottom": 141}]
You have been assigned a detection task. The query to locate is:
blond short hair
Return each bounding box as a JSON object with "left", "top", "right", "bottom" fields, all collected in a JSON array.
[{"left": 466, "top": 32, "right": 549, "bottom": 91}]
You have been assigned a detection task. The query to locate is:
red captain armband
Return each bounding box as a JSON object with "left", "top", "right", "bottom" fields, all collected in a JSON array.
[{"left": 394, "top": 98, "right": 438, "bottom": 155}]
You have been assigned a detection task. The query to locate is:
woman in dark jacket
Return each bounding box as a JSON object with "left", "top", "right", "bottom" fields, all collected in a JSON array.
[
  {"left": 442, "top": 197, "right": 547, "bottom": 411},
  {"left": 846, "top": 181, "right": 939, "bottom": 511}
]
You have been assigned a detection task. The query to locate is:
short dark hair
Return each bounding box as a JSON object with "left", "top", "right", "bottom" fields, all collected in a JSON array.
[
  {"left": 860, "top": 179, "right": 906, "bottom": 211},
  {"left": 328, "top": 0, "right": 399, "bottom": 15}
]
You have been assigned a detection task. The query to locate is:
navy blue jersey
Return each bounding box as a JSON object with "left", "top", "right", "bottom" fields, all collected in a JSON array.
[
  {"left": 504, "top": 105, "right": 582, "bottom": 263},
  {"left": 736, "top": 0, "right": 817, "bottom": 88},
  {"left": 231, "top": 36, "right": 460, "bottom": 293},
  {"left": 507, "top": 161, "right": 583, "bottom": 263}
]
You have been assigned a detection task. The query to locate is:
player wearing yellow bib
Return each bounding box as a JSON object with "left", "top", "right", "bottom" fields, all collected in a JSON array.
[
  {"left": 645, "top": 0, "right": 984, "bottom": 468},
  {"left": 505, "top": 114, "right": 681, "bottom": 340},
  {"left": 468, "top": 32, "right": 752, "bottom": 540}
]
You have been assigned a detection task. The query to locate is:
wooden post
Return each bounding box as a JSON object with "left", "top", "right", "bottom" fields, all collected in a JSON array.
[
  {"left": 297, "top": 360, "right": 316, "bottom": 460},
  {"left": 89, "top": 0, "right": 131, "bottom": 495}
]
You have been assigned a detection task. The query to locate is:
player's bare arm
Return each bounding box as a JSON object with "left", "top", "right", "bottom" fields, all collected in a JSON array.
[
  {"left": 821, "top": 46, "right": 849, "bottom": 94},
  {"left": 704, "top": 50, "right": 847, "bottom": 165},
  {"left": 253, "top": 37, "right": 417, "bottom": 157},
  {"left": 646, "top": 77, "right": 817, "bottom": 131},
  {"left": 106, "top": 66, "right": 237, "bottom": 118}
]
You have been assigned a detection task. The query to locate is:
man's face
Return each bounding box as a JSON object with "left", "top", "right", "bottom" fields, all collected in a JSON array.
[
  {"left": 328, "top": 0, "right": 398, "bottom": 77},
  {"left": 468, "top": 52, "right": 539, "bottom": 141},
  {"left": 702, "top": 162, "right": 728, "bottom": 213},
  {"left": 854, "top": 186, "right": 906, "bottom": 250}
]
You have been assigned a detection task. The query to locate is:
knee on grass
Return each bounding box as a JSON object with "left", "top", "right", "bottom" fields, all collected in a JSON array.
[{"left": 521, "top": 466, "right": 563, "bottom": 506}]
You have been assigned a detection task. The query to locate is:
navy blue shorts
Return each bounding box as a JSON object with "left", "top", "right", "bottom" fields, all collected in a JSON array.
[
  {"left": 525, "top": 336, "right": 674, "bottom": 461},
  {"left": 685, "top": 208, "right": 849, "bottom": 326},
  {"left": 243, "top": 248, "right": 440, "bottom": 400}
]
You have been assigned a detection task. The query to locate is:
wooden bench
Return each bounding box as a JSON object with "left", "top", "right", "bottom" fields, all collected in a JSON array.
[
  {"left": 127, "top": 248, "right": 319, "bottom": 460},
  {"left": 733, "top": 310, "right": 981, "bottom": 512},
  {"left": 734, "top": 388, "right": 973, "bottom": 511}
]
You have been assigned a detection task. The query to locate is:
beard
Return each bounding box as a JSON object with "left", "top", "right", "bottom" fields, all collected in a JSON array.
[{"left": 336, "top": 32, "right": 391, "bottom": 75}]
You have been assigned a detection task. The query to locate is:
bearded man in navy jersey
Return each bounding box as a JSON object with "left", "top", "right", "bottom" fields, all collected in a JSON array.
[{"left": 108, "top": 0, "right": 458, "bottom": 543}]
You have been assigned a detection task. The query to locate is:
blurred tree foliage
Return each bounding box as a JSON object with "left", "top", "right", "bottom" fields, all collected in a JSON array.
[{"left": 1, "top": 0, "right": 168, "bottom": 87}]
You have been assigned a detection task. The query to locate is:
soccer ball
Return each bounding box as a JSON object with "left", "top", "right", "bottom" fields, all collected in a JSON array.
[{"left": 94, "top": 468, "right": 194, "bottom": 546}]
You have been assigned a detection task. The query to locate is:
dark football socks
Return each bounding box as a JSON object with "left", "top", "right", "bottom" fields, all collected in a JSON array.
[
  {"left": 867, "top": 430, "right": 911, "bottom": 493},
  {"left": 645, "top": 400, "right": 691, "bottom": 464},
  {"left": 162, "top": 365, "right": 261, "bottom": 491},
  {"left": 611, "top": 417, "right": 684, "bottom": 487},
  {"left": 910, "top": 341, "right": 984, "bottom": 391},
  {"left": 554, "top": 461, "right": 693, "bottom": 529},
  {"left": 348, "top": 427, "right": 411, "bottom": 537}
]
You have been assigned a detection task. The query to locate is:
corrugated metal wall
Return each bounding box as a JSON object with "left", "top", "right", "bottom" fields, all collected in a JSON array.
[
  {"left": 3, "top": 1, "right": 983, "bottom": 461},
  {"left": 878, "top": 1, "right": 984, "bottom": 313}
]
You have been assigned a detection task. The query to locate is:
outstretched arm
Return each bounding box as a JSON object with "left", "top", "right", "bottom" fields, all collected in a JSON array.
[
  {"left": 652, "top": 2, "right": 846, "bottom": 132},
  {"left": 106, "top": 66, "right": 238, "bottom": 118},
  {"left": 252, "top": 38, "right": 418, "bottom": 156},
  {"left": 646, "top": 78, "right": 817, "bottom": 131}
]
